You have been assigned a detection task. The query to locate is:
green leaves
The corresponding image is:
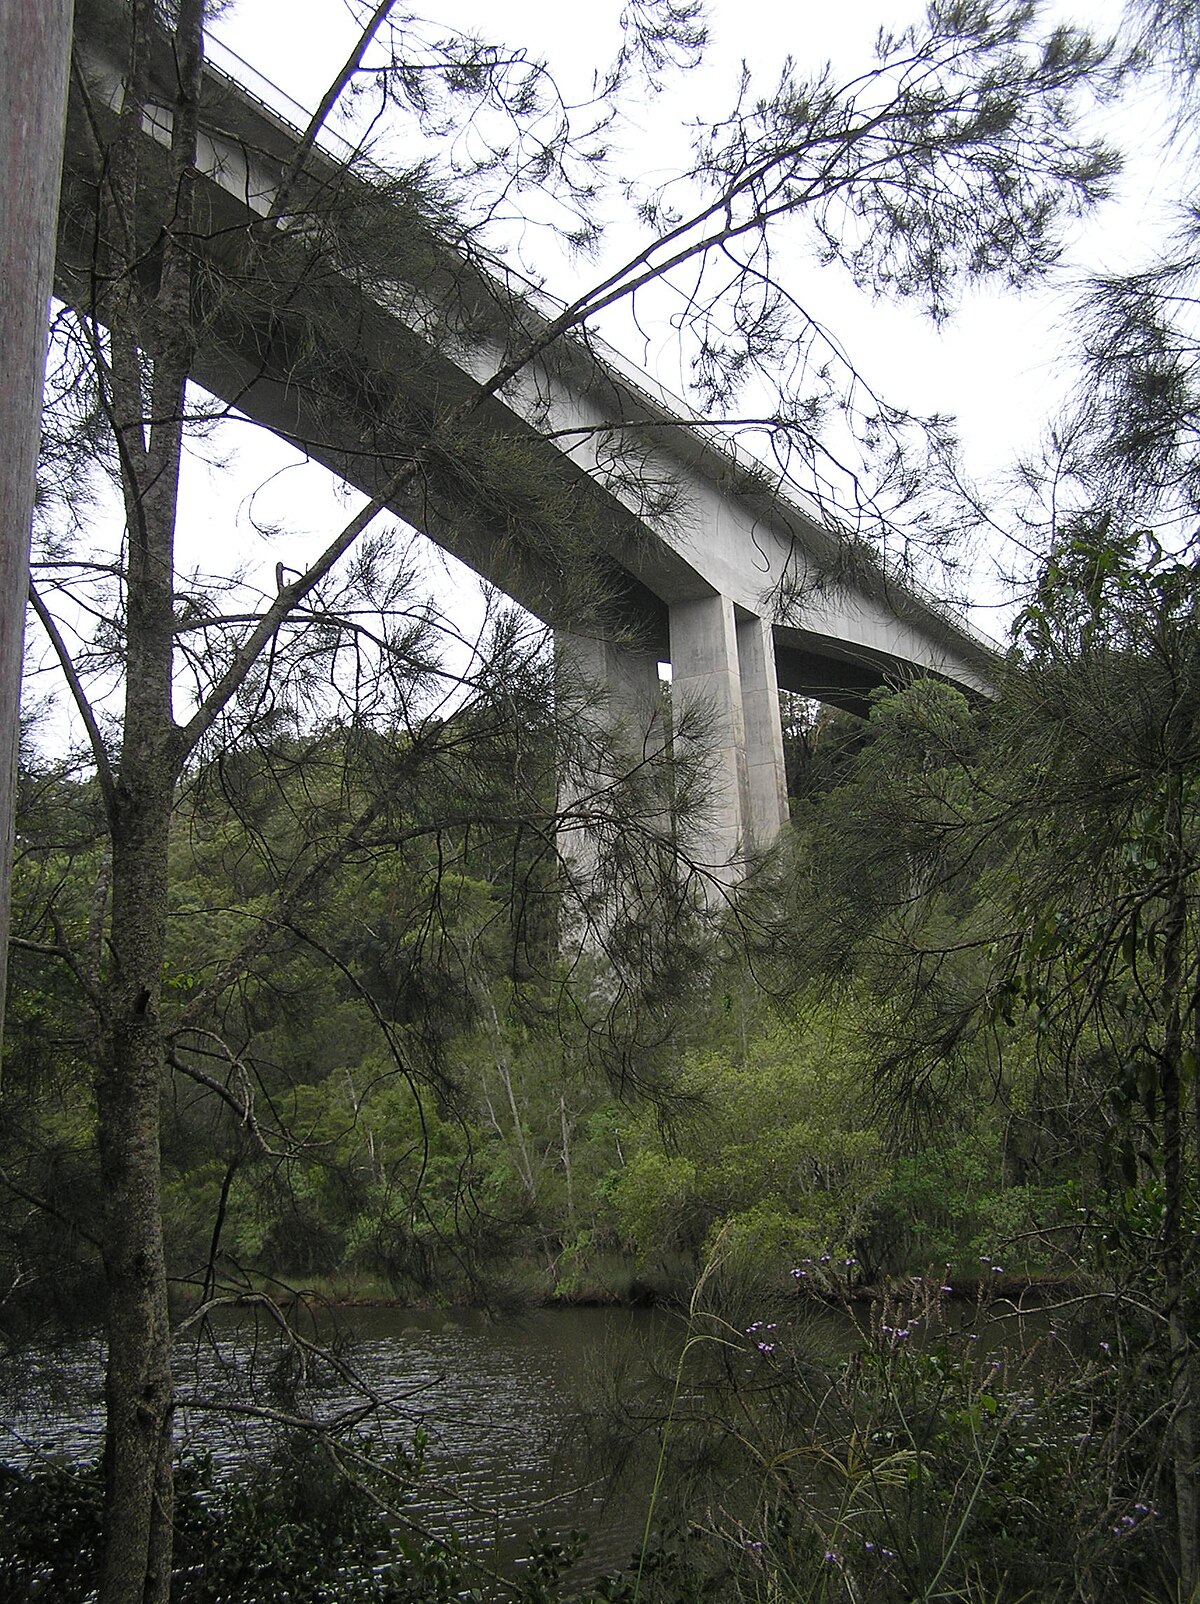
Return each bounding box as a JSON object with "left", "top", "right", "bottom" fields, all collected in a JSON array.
[{"left": 602, "top": 1009, "right": 888, "bottom": 1281}]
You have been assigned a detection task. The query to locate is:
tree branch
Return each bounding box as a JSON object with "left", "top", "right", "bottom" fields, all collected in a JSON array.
[
  {"left": 27, "top": 581, "right": 117, "bottom": 814},
  {"left": 167, "top": 1037, "right": 271, "bottom": 1155},
  {"left": 257, "top": 0, "right": 397, "bottom": 236}
]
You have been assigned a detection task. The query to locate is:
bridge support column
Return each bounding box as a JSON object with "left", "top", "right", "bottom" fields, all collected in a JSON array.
[
  {"left": 553, "top": 630, "right": 665, "bottom": 889},
  {"left": 670, "top": 596, "right": 787, "bottom": 883},
  {"left": 735, "top": 611, "right": 789, "bottom": 847},
  {"left": 669, "top": 595, "right": 749, "bottom": 881}
]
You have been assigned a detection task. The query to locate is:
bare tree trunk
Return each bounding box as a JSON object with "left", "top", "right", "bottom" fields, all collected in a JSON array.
[
  {"left": 1158, "top": 775, "right": 1199, "bottom": 1598},
  {"left": 93, "top": 4, "right": 205, "bottom": 1596},
  {"left": 484, "top": 999, "right": 537, "bottom": 1198},
  {"left": 559, "top": 1094, "right": 575, "bottom": 1229},
  {"left": 0, "top": 0, "right": 74, "bottom": 1049},
  {"left": 500, "top": 1057, "right": 537, "bottom": 1200}
]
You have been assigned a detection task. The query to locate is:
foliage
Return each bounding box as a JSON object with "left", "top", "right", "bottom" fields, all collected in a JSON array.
[
  {"left": 3, "top": 735, "right": 1026, "bottom": 1332},
  {"left": 600, "top": 1275, "right": 1169, "bottom": 1604},
  {"left": 606, "top": 1011, "right": 891, "bottom": 1286},
  {"left": 0, "top": 1442, "right": 504, "bottom": 1602},
  {"left": 761, "top": 534, "right": 1200, "bottom": 1589}
]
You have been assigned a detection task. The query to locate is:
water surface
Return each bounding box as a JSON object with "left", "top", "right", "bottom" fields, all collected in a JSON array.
[{"left": 3, "top": 1305, "right": 677, "bottom": 1579}]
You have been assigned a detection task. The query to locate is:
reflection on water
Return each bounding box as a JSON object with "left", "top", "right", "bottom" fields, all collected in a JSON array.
[
  {"left": 2, "top": 1306, "right": 674, "bottom": 1578},
  {"left": 2, "top": 1335, "right": 107, "bottom": 1467},
  {"left": 253, "top": 1305, "right": 671, "bottom": 1571}
]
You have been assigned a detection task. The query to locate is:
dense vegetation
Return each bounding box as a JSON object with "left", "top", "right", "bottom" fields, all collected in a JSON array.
[
  {"left": 1, "top": 691, "right": 1051, "bottom": 1322},
  {"left": 8, "top": 530, "right": 1200, "bottom": 1600}
]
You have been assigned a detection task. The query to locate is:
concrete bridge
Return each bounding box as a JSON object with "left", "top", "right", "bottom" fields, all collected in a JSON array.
[{"left": 54, "top": 7, "right": 997, "bottom": 880}]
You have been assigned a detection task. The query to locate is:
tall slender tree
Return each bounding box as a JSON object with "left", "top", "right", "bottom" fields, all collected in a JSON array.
[{"left": 0, "top": 0, "right": 74, "bottom": 1046}]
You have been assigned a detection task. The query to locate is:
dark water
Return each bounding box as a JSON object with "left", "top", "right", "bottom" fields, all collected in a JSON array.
[
  {"left": 2, "top": 1305, "right": 676, "bottom": 1579},
  {"left": 2, "top": 1295, "right": 1060, "bottom": 1590},
  {"left": 247, "top": 1305, "right": 672, "bottom": 1572}
]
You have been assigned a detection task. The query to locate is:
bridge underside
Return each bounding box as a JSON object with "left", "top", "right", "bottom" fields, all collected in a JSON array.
[{"left": 775, "top": 627, "right": 936, "bottom": 715}]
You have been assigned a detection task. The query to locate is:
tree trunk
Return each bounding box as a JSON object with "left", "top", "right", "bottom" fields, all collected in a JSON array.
[
  {"left": 98, "top": 781, "right": 176, "bottom": 1604},
  {"left": 485, "top": 999, "right": 537, "bottom": 1198},
  {"left": 559, "top": 1094, "right": 575, "bottom": 1228},
  {"left": 1158, "top": 774, "right": 1199, "bottom": 1597},
  {"left": 94, "top": 3, "right": 205, "bottom": 1596},
  {"left": 0, "top": 0, "right": 74, "bottom": 1049},
  {"left": 499, "top": 1056, "right": 537, "bottom": 1200}
]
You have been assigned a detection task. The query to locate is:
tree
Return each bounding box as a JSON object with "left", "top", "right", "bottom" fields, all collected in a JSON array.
[
  {"left": 1001, "top": 532, "right": 1200, "bottom": 1594},
  {"left": 17, "top": 0, "right": 1127, "bottom": 1597},
  {"left": 767, "top": 542, "right": 1200, "bottom": 1593},
  {"left": 0, "top": 0, "right": 73, "bottom": 1045},
  {"left": 995, "top": 12, "right": 1200, "bottom": 1581}
]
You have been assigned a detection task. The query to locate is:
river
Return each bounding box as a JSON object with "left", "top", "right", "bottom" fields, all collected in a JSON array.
[
  {"left": 3, "top": 1304, "right": 677, "bottom": 1581},
  {"left": 3, "top": 1293, "right": 1066, "bottom": 1593}
]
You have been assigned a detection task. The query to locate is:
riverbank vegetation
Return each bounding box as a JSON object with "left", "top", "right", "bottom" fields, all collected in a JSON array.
[
  {"left": 9, "top": 575, "right": 1200, "bottom": 1598},
  {"left": 0, "top": 697, "right": 1069, "bottom": 1322}
]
